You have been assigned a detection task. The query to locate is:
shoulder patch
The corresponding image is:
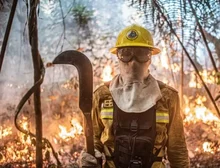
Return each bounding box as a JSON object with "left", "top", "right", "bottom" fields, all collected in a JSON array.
[
  {"left": 101, "top": 97, "right": 113, "bottom": 120},
  {"left": 102, "top": 98, "right": 113, "bottom": 108}
]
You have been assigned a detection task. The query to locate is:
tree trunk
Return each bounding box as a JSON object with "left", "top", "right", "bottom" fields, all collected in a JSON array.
[{"left": 28, "top": 0, "right": 43, "bottom": 167}]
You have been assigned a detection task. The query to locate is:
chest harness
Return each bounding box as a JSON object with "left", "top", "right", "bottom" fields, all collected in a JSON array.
[{"left": 112, "top": 100, "right": 161, "bottom": 168}]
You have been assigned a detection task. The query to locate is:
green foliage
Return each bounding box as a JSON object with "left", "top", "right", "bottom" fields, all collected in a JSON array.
[
  {"left": 71, "top": 4, "right": 94, "bottom": 28},
  {"left": 128, "top": 0, "right": 220, "bottom": 63}
]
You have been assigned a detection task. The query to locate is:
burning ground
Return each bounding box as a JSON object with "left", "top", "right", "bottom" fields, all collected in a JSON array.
[
  {"left": 0, "top": 69, "right": 220, "bottom": 167},
  {"left": 183, "top": 95, "right": 220, "bottom": 167},
  {"left": 0, "top": 79, "right": 85, "bottom": 168}
]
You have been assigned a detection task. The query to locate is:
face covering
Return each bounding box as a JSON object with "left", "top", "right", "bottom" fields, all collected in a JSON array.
[
  {"left": 109, "top": 59, "right": 162, "bottom": 113},
  {"left": 119, "top": 58, "right": 151, "bottom": 84}
]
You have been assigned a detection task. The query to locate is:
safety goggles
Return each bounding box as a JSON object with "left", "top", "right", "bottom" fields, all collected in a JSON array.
[{"left": 117, "top": 47, "right": 152, "bottom": 63}]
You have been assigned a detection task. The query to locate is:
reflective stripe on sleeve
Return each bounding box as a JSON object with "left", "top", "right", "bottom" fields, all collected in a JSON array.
[
  {"left": 101, "top": 108, "right": 113, "bottom": 119},
  {"left": 156, "top": 111, "right": 169, "bottom": 123}
]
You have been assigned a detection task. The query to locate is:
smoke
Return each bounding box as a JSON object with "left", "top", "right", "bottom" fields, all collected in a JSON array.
[
  {"left": 0, "top": 0, "right": 149, "bottom": 103},
  {"left": 0, "top": 1, "right": 150, "bottom": 165}
]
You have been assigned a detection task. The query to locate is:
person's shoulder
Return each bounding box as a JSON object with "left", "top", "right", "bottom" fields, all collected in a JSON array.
[
  {"left": 157, "top": 80, "right": 178, "bottom": 95},
  {"left": 94, "top": 82, "right": 111, "bottom": 96}
]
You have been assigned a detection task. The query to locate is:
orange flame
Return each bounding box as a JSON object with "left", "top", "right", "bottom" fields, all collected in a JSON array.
[
  {"left": 58, "top": 119, "right": 83, "bottom": 141},
  {"left": 101, "top": 65, "right": 113, "bottom": 82},
  {"left": 160, "top": 40, "right": 169, "bottom": 69},
  {"left": 203, "top": 142, "right": 214, "bottom": 153},
  {"left": 189, "top": 70, "right": 216, "bottom": 88},
  {"left": 184, "top": 95, "right": 219, "bottom": 123},
  {"left": 0, "top": 126, "right": 12, "bottom": 139}
]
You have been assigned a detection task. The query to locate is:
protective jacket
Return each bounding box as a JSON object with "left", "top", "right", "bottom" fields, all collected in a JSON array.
[{"left": 92, "top": 76, "right": 190, "bottom": 168}]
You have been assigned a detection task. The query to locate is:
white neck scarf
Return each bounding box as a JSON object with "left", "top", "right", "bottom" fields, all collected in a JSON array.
[{"left": 109, "top": 74, "right": 162, "bottom": 113}]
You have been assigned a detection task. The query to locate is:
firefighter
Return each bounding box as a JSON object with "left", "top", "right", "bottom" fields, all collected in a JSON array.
[{"left": 80, "top": 24, "right": 190, "bottom": 168}]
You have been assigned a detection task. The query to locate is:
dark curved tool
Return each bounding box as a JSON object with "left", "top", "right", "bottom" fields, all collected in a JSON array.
[{"left": 53, "top": 50, "right": 94, "bottom": 157}]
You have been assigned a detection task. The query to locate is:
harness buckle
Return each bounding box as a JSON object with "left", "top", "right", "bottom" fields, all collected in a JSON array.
[
  {"left": 130, "top": 159, "right": 142, "bottom": 168},
  {"left": 130, "top": 119, "right": 138, "bottom": 132}
]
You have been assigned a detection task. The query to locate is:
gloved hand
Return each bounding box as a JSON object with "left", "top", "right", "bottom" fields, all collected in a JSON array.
[{"left": 79, "top": 149, "right": 102, "bottom": 168}]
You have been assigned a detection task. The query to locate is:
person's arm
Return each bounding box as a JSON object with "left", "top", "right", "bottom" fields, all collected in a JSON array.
[
  {"left": 92, "top": 90, "right": 105, "bottom": 152},
  {"left": 167, "top": 91, "right": 190, "bottom": 167}
]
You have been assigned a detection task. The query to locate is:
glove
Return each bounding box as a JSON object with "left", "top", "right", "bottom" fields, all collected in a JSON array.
[{"left": 79, "top": 149, "right": 102, "bottom": 168}]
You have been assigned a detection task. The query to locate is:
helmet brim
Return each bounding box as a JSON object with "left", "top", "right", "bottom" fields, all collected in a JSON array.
[{"left": 110, "top": 45, "right": 161, "bottom": 55}]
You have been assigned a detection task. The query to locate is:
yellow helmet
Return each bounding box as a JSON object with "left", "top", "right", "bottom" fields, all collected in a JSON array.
[{"left": 110, "top": 24, "right": 161, "bottom": 55}]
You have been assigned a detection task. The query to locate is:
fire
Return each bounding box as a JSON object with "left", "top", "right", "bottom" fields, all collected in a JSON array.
[
  {"left": 189, "top": 70, "right": 216, "bottom": 88},
  {"left": 53, "top": 137, "right": 58, "bottom": 144},
  {"left": 203, "top": 142, "right": 214, "bottom": 153},
  {"left": 188, "top": 73, "right": 199, "bottom": 88},
  {"left": 0, "top": 116, "right": 38, "bottom": 165},
  {"left": 58, "top": 119, "right": 83, "bottom": 141},
  {"left": 0, "top": 126, "right": 12, "bottom": 139},
  {"left": 184, "top": 95, "right": 219, "bottom": 123},
  {"left": 200, "top": 70, "right": 216, "bottom": 84},
  {"left": 160, "top": 40, "right": 169, "bottom": 69},
  {"left": 101, "top": 65, "right": 113, "bottom": 82},
  {"left": 18, "top": 117, "right": 33, "bottom": 145},
  {"left": 1, "top": 69, "right": 219, "bottom": 166},
  {"left": 71, "top": 118, "right": 83, "bottom": 134},
  {"left": 0, "top": 114, "right": 84, "bottom": 167},
  {"left": 170, "top": 63, "right": 180, "bottom": 73},
  {"left": 183, "top": 93, "right": 220, "bottom": 160}
]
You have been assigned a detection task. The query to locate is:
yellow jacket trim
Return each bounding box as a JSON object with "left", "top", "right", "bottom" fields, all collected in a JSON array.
[
  {"left": 156, "top": 111, "right": 169, "bottom": 123},
  {"left": 101, "top": 108, "right": 113, "bottom": 113},
  {"left": 101, "top": 108, "right": 113, "bottom": 119}
]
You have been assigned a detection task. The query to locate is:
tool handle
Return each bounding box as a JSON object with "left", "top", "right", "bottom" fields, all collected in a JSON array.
[
  {"left": 52, "top": 50, "right": 95, "bottom": 157},
  {"left": 84, "top": 114, "right": 95, "bottom": 156}
]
